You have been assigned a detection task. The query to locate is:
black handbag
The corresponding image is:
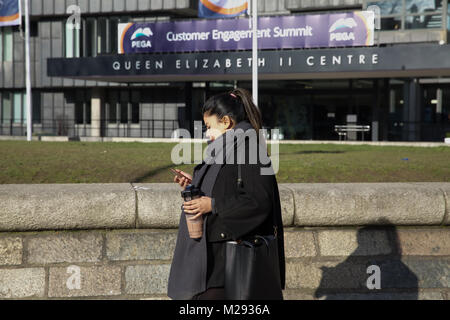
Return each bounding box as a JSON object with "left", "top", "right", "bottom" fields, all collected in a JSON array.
[{"left": 224, "top": 164, "right": 283, "bottom": 300}]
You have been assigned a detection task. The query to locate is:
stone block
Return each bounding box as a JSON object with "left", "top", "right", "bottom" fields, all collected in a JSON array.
[
  {"left": 106, "top": 231, "right": 177, "bottom": 261},
  {"left": 27, "top": 232, "right": 103, "bottom": 264},
  {"left": 125, "top": 264, "right": 171, "bottom": 295},
  {"left": 0, "top": 237, "right": 22, "bottom": 265},
  {"left": 48, "top": 265, "right": 122, "bottom": 297},
  {"left": 0, "top": 268, "right": 45, "bottom": 298},
  {"left": 283, "top": 230, "right": 316, "bottom": 258},
  {"left": 318, "top": 229, "right": 392, "bottom": 256}
]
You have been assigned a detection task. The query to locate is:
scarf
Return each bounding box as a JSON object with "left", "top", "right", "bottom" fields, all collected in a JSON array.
[{"left": 204, "top": 120, "right": 255, "bottom": 165}]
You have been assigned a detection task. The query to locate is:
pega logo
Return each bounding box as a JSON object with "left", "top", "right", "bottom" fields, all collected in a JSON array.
[
  {"left": 329, "top": 17, "right": 357, "bottom": 42},
  {"left": 131, "top": 27, "right": 153, "bottom": 49}
]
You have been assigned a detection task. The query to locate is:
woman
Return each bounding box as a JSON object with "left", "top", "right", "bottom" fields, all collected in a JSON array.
[{"left": 167, "top": 88, "right": 285, "bottom": 300}]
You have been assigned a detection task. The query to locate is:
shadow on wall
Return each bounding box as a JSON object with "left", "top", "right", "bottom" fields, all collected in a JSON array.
[{"left": 314, "top": 219, "right": 419, "bottom": 300}]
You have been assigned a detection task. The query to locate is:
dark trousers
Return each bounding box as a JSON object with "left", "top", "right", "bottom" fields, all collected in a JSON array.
[{"left": 191, "top": 287, "right": 226, "bottom": 300}]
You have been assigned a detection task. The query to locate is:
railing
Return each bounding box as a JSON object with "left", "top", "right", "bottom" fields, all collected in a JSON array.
[{"left": 0, "top": 118, "right": 180, "bottom": 139}]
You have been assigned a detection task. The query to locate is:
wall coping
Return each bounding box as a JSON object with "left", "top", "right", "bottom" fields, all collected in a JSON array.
[{"left": 0, "top": 183, "right": 449, "bottom": 232}]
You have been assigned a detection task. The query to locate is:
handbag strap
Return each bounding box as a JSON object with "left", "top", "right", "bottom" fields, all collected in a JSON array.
[{"left": 237, "top": 163, "right": 278, "bottom": 238}]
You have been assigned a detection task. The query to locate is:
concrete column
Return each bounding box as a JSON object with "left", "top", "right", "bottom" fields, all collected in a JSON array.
[{"left": 91, "top": 88, "right": 103, "bottom": 138}]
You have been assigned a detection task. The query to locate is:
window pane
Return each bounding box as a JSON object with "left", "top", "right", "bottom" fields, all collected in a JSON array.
[
  {"left": 2, "top": 93, "right": 11, "bottom": 124},
  {"left": 75, "top": 28, "right": 80, "bottom": 58},
  {"left": 132, "top": 103, "right": 139, "bottom": 124},
  {"left": 85, "top": 19, "right": 96, "bottom": 57},
  {"left": 0, "top": 29, "right": 3, "bottom": 62},
  {"left": 367, "top": 0, "right": 403, "bottom": 15},
  {"left": 109, "top": 19, "right": 118, "bottom": 54},
  {"left": 86, "top": 102, "right": 91, "bottom": 124},
  {"left": 65, "top": 23, "right": 74, "bottom": 58},
  {"left": 381, "top": 17, "right": 402, "bottom": 30},
  {"left": 13, "top": 93, "right": 22, "bottom": 124},
  {"left": 23, "top": 93, "right": 27, "bottom": 124},
  {"left": 4, "top": 27, "right": 13, "bottom": 62},
  {"left": 405, "top": 0, "right": 442, "bottom": 14},
  {"left": 405, "top": 14, "right": 442, "bottom": 28},
  {"left": 120, "top": 102, "right": 128, "bottom": 123},
  {"left": 98, "top": 18, "right": 107, "bottom": 55},
  {"left": 32, "top": 92, "right": 41, "bottom": 124},
  {"left": 75, "top": 102, "right": 84, "bottom": 124}
]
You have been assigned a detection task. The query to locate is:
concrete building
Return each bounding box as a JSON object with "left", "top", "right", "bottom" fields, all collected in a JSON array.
[{"left": 1, "top": 0, "right": 450, "bottom": 141}]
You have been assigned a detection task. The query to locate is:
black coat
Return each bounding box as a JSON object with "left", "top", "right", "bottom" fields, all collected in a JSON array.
[{"left": 168, "top": 124, "right": 285, "bottom": 300}]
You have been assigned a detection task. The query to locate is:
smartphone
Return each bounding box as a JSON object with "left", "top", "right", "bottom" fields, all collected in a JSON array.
[{"left": 170, "top": 168, "right": 192, "bottom": 182}]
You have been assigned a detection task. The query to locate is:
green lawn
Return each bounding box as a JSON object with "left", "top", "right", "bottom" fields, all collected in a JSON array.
[{"left": 0, "top": 141, "right": 449, "bottom": 184}]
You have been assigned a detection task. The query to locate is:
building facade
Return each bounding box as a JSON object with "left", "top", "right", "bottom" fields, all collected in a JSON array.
[{"left": 1, "top": 0, "right": 450, "bottom": 141}]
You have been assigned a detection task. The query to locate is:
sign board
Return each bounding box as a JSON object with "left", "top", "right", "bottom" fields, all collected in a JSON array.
[{"left": 118, "top": 11, "right": 375, "bottom": 54}]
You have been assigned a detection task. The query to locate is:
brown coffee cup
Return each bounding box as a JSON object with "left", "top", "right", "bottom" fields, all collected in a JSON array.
[{"left": 185, "top": 213, "right": 203, "bottom": 239}]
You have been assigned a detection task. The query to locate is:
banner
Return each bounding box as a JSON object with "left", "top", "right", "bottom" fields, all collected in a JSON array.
[
  {"left": 118, "top": 11, "right": 374, "bottom": 54},
  {"left": 198, "top": 0, "right": 248, "bottom": 19},
  {"left": 0, "top": 0, "right": 21, "bottom": 27}
]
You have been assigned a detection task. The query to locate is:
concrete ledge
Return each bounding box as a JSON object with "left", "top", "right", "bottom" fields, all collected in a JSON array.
[
  {"left": 0, "top": 184, "right": 136, "bottom": 231},
  {"left": 0, "top": 183, "right": 448, "bottom": 231},
  {"left": 285, "top": 183, "right": 447, "bottom": 226}
]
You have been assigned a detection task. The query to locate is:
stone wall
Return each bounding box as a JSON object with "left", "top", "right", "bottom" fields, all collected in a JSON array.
[{"left": 0, "top": 183, "right": 449, "bottom": 299}]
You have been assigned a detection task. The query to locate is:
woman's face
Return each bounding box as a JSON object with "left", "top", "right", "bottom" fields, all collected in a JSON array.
[{"left": 203, "top": 114, "right": 234, "bottom": 141}]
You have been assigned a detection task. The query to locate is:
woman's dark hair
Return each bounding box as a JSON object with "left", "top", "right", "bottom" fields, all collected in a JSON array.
[{"left": 202, "top": 88, "right": 263, "bottom": 132}]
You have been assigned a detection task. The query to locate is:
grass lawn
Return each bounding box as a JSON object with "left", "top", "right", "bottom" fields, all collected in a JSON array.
[{"left": 0, "top": 140, "right": 449, "bottom": 184}]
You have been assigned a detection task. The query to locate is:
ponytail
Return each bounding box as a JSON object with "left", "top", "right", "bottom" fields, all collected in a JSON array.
[
  {"left": 230, "top": 88, "right": 263, "bottom": 133},
  {"left": 202, "top": 87, "right": 263, "bottom": 132}
]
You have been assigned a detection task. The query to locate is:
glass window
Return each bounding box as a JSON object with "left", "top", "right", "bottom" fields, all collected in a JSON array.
[
  {"left": 2, "top": 92, "right": 11, "bottom": 124},
  {"left": 109, "top": 18, "right": 119, "bottom": 54},
  {"left": 3, "top": 27, "right": 13, "bottom": 62},
  {"left": 86, "top": 101, "right": 91, "bottom": 125},
  {"left": 367, "top": 0, "right": 403, "bottom": 15},
  {"left": 366, "top": 0, "right": 445, "bottom": 30},
  {"left": 120, "top": 102, "right": 128, "bottom": 124},
  {"left": 0, "top": 29, "right": 2, "bottom": 62},
  {"left": 65, "top": 21, "right": 80, "bottom": 58},
  {"left": 85, "top": 18, "right": 97, "bottom": 57},
  {"left": 75, "top": 102, "right": 84, "bottom": 124},
  {"left": 405, "top": 0, "right": 442, "bottom": 14},
  {"left": 32, "top": 92, "right": 41, "bottom": 124},
  {"left": 23, "top": 93, "right": 28, "bottom": 125},
  {"left": 405, "top": 13, "right": 442, "bottom": 28},
  {"left": 132, "top": 103, "right": 139, "bottom": 123},
  {"left": 108, "top": 91, "right": 118, "bottom": 123},
  {"left": 65, "top": 22, "right": 74, "bottom": 58},
  {"left": 13, "top": 93, "right": 22, "bottom": 124},
  {"left": 98, "top": 18, "right": 107, "bottom": 55}
]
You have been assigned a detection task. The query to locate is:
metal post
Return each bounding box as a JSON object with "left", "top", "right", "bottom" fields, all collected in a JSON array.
[
  {"left": 24, "top": 0, "right": 33, "bottom": 141},
  {"left": 251, "top": 0, "right": 258, "bottom": 107}
]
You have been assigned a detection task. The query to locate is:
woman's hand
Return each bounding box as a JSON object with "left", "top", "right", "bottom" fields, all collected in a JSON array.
[
  {"left": 183, "top": 196, "right": 212, "bottom": 219},
  {"left": 173, "top": 169, "right": 192, "bottom": 190}
]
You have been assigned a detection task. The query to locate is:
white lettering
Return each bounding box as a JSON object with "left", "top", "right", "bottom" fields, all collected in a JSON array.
[
  {"left": 307, "top": 56, "right": 314, "bottom": 66},
  {"left": 332, "top": 56, "right": 341, "bottom": 65},
  {"left": 359, "top": 55, "right": 366, "bottom": 64},
  {"left": 113, "top": 61, "right": 121, "bottom": 71},
  {"left": 372, "top": 54, "right": 379, "bottom": 64}
]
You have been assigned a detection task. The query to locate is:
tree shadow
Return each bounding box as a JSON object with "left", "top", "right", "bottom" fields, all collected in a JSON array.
[{"left": 314, "top": 219, "right": 419, "bottom": 300}]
